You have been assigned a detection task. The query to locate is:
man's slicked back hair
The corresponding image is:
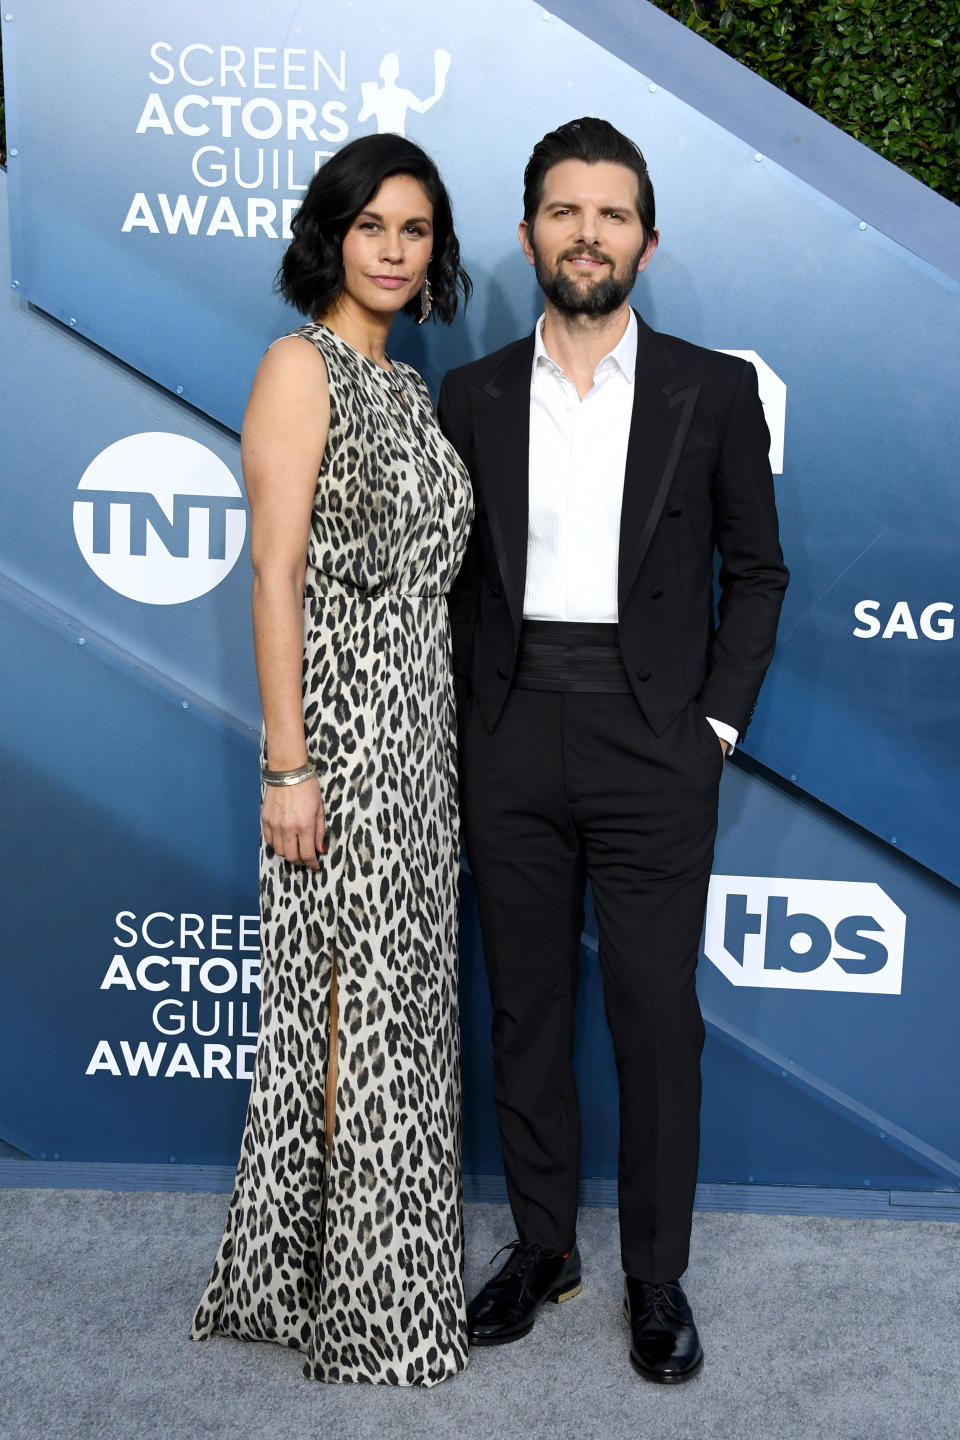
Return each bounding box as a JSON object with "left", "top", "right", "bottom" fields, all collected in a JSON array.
[{"left": 523, "top": 117, "right": 656, "bottom": 248}]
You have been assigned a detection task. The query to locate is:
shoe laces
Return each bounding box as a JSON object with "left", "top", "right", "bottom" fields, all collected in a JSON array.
[
  {"left": 487, "top": 1239, "right": 544, "bottom": 1302},
  {"left": 645, "top": 1281, "right": 684, "bottom": 1320},
  {"left": 488, "top": 1238, "right": 540, "bottom": 1269}
]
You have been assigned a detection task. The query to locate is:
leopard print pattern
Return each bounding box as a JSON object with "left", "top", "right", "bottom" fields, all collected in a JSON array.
[{"left": 191, "top": 323, "right": 473, "bottom": 1386}]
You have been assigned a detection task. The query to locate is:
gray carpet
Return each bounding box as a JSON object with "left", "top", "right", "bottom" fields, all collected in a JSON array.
[{"left": 1, "top": 1190, "right": 958, "bottom": 1440}]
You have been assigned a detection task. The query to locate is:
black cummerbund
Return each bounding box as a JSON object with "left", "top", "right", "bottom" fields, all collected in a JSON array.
[{"left": 513, "top": 620, "right": 632, "bottom": 694}]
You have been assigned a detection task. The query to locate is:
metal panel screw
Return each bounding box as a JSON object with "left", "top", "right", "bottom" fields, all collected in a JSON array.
[
  {"left": 859, "top": 221, "right": 867, "bottom": 231},
  {"left": 649, "top": 83, "right": 657, "bottom": 93},
  {"left": 77, "top": 637, "right": 86, "bottom": 646},
  {"left": 181, "top": 700, "right": 189, "bottom": 710},
  {"left": 176, "top": 385, "right": 184, "bottom": 394},
  {"left": 11, "top": 280, "right": 19, "bottom": 289},
  {"left": 9, "top": 148, "right": 18, "bottom": 157},
  {"left": 754, "top": 153, "right": 763, "bottom": 162},
  {"left": 69, "top": 317, "right": 77, "bottom": 326},
  {"left": 3, "top": 14, "right": 13, "bottom": 20}
]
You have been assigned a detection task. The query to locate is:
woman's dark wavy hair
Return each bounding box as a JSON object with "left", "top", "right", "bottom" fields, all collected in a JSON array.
[
  {"left": 523, "top": 117, "right": 657, "bottom": 252},
  {"left": 278, "top": 134, "right": 471, "bottom": 325}
]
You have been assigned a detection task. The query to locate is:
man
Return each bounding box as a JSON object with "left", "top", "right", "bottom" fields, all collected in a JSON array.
[{"left": 439, "top": 118, "right": 787, "bottom": 1383}]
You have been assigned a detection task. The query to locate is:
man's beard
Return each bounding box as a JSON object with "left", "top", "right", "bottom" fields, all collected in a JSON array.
[{"left": 532, "top": 242, "right": 644, "bottom": 316}]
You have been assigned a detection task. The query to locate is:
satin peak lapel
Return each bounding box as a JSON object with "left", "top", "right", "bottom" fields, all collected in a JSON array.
[
  {"left": 618, "top": 327, "right": 700, "bottom": 613},
  {"left": 470, "top": 337, "right": 535, "bottom": 634}
]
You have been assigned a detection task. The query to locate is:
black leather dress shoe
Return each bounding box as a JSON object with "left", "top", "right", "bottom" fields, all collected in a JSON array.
[
  {"left": 624, "top": 1276, "right": 703, "bottom": 1383},
  {"left": 467, "top": 1241, "right": 582, "bottom": 1345}
]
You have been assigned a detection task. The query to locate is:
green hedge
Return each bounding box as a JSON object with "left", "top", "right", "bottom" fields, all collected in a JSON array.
[{"left": 648, "top": 0, "right": 959, "bottom": 205}]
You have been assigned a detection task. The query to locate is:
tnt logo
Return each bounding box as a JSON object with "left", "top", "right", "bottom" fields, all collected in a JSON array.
[
  {"left": 73, "top": 433, "right": 246, "bottom": 604},
  {"left": 704, "top": 876, "right": 906, "bottom": 994}
]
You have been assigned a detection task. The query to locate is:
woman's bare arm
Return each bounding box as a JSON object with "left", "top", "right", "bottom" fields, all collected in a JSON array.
[{"left": 243, "top": 335, "right": 330, "bottom": 869}]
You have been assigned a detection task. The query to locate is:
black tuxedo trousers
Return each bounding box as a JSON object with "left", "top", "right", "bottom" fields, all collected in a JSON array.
[{"left": 461, "top": 683, "right": 723, "bottom": 1282}]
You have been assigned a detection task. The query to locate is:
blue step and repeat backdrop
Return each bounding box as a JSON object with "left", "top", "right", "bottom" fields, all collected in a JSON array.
[{"left": 2, "top": 0, "right": 958, "bottom": 1195}]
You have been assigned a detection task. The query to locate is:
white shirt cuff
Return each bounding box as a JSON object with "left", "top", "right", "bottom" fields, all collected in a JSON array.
[{"left": 706, "top": 717, "right": 739, "bottom": 756}]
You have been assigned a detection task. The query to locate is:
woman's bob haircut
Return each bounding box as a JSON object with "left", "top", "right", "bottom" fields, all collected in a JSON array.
[{"left": 278, "top": 134, "right": 471, "bottom": 325}]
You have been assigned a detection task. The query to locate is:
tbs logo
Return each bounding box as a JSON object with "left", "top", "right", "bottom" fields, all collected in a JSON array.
[
  {"left": 73, "top": 433, "right": 246, "bottom": 605},
  {"left": 704, "top": 877, "right": 906, "bottom": 995}
]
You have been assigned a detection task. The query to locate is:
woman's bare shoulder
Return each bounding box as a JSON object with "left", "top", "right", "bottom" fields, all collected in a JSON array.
[
  {"left": 250, "top": 332, "right": 329, "bottom": 404},
  {"left": 263, "top": 330, "right": 328, "bottom": 371}
]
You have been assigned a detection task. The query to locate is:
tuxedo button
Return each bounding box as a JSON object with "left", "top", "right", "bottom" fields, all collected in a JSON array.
[
  {"left": 666, "top": 506, "right": 682, "bottom": 518},
  {"left": 638, "top": 669, "right": 652, "bottom": 682},
  {"left": 650, "top": 585, "right": 664, "bottom": 599}
]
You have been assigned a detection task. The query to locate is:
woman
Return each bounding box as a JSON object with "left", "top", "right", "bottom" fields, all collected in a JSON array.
[{"left": 191, "top": 134, "right": 473, "bottom": 1387}]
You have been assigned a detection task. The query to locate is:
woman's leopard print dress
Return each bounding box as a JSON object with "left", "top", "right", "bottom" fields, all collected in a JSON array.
[{"left": 191, "top": 323, "right": 473, "bottom": 1386}]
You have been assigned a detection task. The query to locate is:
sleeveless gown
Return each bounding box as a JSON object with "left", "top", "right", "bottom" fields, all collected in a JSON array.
[{"left": 191, "top": 323, "right": 473, "bottom": 1386}]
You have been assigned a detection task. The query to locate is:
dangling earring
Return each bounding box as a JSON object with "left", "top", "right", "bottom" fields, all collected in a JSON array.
[{"left": 419, "top": 271, "right": 433, "bottom": 325}]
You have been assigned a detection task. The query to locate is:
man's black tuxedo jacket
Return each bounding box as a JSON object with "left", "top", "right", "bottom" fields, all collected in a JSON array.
[{"left": 438, "top": 311, "right": 788, "bottom": 741}]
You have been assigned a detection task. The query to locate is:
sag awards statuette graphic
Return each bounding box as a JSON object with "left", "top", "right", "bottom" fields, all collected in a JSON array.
[
  {"left": 73, "top": 432, "right": 247, "bottom": 604},
  {"left": 358, "top": 50, "right": 450, "bottom": 135}
]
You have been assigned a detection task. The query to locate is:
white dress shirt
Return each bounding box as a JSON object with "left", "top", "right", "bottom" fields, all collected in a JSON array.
[{"left": 524, "top": 311, "right": 738, "bottom": 752}]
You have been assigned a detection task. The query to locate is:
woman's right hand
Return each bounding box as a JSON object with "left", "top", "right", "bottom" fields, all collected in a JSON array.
[{"left": 261, "top": 776, "right": 326, "bottom": 869}]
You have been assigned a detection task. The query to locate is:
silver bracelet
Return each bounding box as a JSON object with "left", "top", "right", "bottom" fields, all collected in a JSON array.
[{"left": 261, "top": 760, "right": 318, "bottom": 787}]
